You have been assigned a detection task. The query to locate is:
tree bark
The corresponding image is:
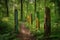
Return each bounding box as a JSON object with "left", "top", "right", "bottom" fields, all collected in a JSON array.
[
  {"left": 5, "top": 0, "right": 9, "bottom": 17},
  {"left": 44, "top": 7, "right": 51, "bottom": 40},
  {"left": 21, "top": 0, "right": 23, "bottom": 21},
  {"left": 35, "top": 0, "right": 36, "bottom": 13}
]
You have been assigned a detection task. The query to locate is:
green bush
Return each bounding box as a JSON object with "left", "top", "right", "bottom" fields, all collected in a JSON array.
[{"left": 0, "top": 21, "right": 12, "bottom": 34}]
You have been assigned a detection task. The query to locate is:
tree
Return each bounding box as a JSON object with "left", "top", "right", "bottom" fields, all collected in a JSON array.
[
  {"left": 44, "top": 7, "right": 51, "bottom": 40},
  {"left": 5, "top": 0, "right": 9, "bottom": 17},
  {"left": 35, "top": 0, "right": 36, "bottom": 13},
  {"left": 21, "top": 0, "right": 23, "bottom": 21},
  {"left": 44, "top": 0, "right": 51, "bottom": 40}
]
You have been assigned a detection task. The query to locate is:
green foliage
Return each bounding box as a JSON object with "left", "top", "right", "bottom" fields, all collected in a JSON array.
[
  {"left": 0, "top": 0, "right": 60, "bottom": 40},
  {"left": 0, "top": 20, "right": 12, "bottom": 34}
]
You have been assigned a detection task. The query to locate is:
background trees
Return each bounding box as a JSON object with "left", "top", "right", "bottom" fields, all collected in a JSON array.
[
  {"left": 0, "top": 0, "right": 60, "bottom": 40},
  {"left": 5, "top": 0, "right": 9, "bottom": 17}
]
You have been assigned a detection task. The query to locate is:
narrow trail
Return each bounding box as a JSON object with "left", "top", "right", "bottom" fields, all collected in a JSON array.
[{"left": 17, "top": 23, "right": 36, "bottom": 40}]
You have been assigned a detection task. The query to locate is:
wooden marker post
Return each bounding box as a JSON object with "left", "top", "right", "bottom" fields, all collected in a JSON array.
[
  {"left": 36, "top": 12, "right": 40, "bottom": 30},
  {"left": 36, "top": 17, "right": 39, "bottom": 30},
  {"left": 27, "top": 15, "right": 31, "bottom": 25},
  {"left": 14, "top": 8, "right": 18, "bottom": 33}
]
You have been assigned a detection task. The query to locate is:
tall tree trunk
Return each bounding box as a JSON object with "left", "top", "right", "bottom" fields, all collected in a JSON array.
[
  {"left": 35, "top": 0, "right": 38, "bottom": 30},
  {"left": 21, "top": 0, "right": 23, "bottom": 21},
  {"left": 26, "top": 0, "right": 28, "bottom": 22},
  {"left": 37, "top": 0, "right": 41, "bottom": 30},
  {"left": 5, "top": 0, "right": 9, "bottom": 17},
  {"left": 44, "top": 7, "right": 51, "bottom": 40},
  {"left": 35, "top": 0, "right": 36, "bottom": 13}
]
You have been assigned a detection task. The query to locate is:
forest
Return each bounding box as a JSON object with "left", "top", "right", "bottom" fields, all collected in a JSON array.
[{"left": 0, "top": 0, "right": 60, "bottom": 40}]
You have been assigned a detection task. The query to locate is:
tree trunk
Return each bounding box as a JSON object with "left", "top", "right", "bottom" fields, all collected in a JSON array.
[
  {"left": 5, "top": 0, "right": 9, "bottom": 17},
  {"left": 21, "top": 0, "right": 23, "bottom": 21},
  {"left": 44, "top": 7, "right": 51, "bottom": 40},
  {"left": 35, "top": 0, "right": 36, "bottom": 13},
  {"left": 26, "top": 1, "right": 28, "bottom": 20}
]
